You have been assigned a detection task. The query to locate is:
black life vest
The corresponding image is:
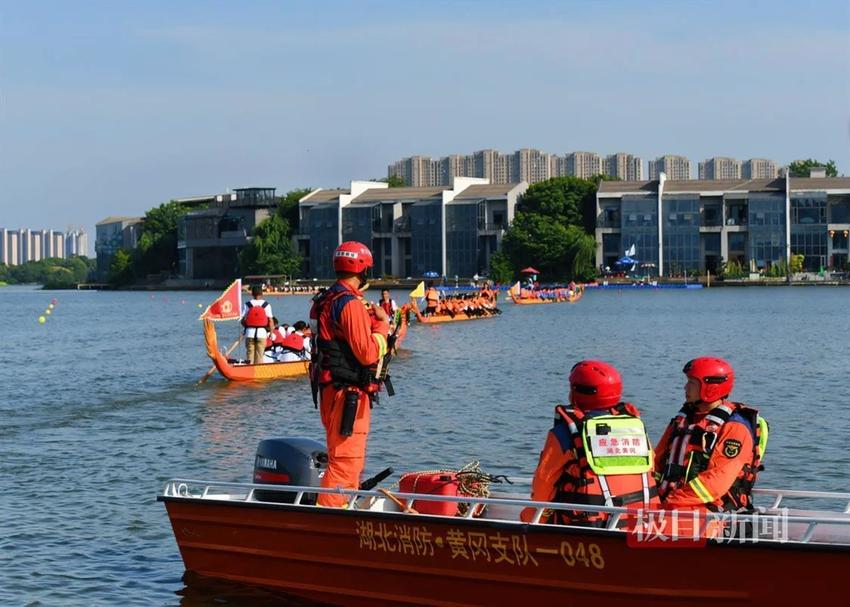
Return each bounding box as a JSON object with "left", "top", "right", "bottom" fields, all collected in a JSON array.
[{"left": 311, "top": 283, "right": 377, "bottom": 390}]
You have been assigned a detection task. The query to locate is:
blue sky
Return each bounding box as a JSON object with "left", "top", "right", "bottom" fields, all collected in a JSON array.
[{"left": 1, "top": 0, "right": 848, "bottom": 248}]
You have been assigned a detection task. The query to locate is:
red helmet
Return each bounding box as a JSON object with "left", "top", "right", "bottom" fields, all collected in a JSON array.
[
  {"left": 333, "top": 241, "right": 373, "bottom": 274},
  {"left": 569, "top": 360, "right": 622, "bottom": 410},
  {"left": 683, "top": 357, "right": 734, "bottom": 403}
]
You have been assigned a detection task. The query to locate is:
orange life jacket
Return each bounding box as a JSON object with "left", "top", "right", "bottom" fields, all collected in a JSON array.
[
  {"left": 243, "top": 301, "right": 269, "bottom": 328},
  {"left": 656, "top": 401, "right": 765, "bottom": 512},
  {"left": 551, "top": 402, "right": 660, "bottom": 526},
  {"left": 266, "top": 328, "right": 286, "bottom": 349},
  {"left": 425, "top": 288, "right": 439, "bottom": 304}
]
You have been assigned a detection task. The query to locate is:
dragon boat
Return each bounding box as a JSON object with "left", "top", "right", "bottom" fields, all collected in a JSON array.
[
  {"left": 409, "top": 305, "right": 499, "bottom": 325},
  {"left": 203, "top": 320, "right": 309, "bottom": 381},
  {"left": 510, "top": 285, "right": 585, "bottom": 305},
  {"left": 160, "top": 468, "right": 850, "bottom": 607}
]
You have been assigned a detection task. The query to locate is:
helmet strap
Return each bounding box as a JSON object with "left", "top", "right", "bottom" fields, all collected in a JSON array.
[{"left": 357, "top": 270, "right": 370, "bottom": 292}]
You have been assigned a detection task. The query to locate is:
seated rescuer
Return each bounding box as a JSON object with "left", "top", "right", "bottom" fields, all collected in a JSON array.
[
  {"left": 655, "top": 357, "right": 768, "bottom": 513},
  {"left": 309, "top": 241, "right": 390, "bottom": 508},
  {"left": 522, "top": 361, "right": 660, "bottom": 526}
]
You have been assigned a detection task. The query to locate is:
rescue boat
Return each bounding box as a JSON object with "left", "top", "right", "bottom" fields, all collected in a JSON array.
[
  {"left": 203, "top": 320, "right": 309, "bottom": 381},
  {"left": 160, "top": 472, "right": 850, "bottom": 607},
  {"left": 510, "top": 285, "right": 585, "bottom": 305}
]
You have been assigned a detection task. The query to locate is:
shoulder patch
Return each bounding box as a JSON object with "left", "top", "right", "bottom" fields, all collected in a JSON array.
[{"left": 722, "top": 439, "right": 742, "bottom": 458}]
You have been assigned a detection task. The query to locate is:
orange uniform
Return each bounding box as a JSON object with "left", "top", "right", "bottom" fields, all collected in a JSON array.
[
  {"left": 311, "top": 281, "right": 389, "bottom": 507},
  {"left": 655, "top": 401, "right": 758, "bottom": 511}
]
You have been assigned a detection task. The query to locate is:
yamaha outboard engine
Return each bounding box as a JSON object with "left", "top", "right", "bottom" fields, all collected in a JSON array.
[{"left": 253, "top": 437, "right": 327, "bottom": 504}]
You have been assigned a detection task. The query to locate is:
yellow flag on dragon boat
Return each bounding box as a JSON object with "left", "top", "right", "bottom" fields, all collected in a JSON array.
[
  {"left": 409, "top": 281, "right": 425, "bottom": 298},
  {"left": 508, "top": 281, "right": 521, "bottom": 297}
]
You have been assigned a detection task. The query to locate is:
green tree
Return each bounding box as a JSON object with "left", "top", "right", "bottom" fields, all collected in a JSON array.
[
  {"left": 788, "top": 159, "right": 839, "bottom": 178},
  {"left": 516, "top": 176, "right": 597, "bottom": 227},
  {"left": 495, "top": 176, "right": 602, "bottom": 281},
  {"left": 108, "top": 249, "right": 135, "bottom": 286},
  {"left": 42, "top": 266, "right": 76, "bottom": 289},
  {"left": 135, "top": 200, "right": 189, "bottom": 276},
  {"left": 567, "top": 230, "right": 599, "bottom": 282},
  {"left": 239, "top": 214, "right": 301, "bottom": 276},
  {"left": 373, "top": 175, "right": 405, "bottom": 187},
  {"left": 488, "top": 250, "right": 514, "bottom": 284},
  {"left": 277, "top": 187, "right": 313, "bottom": 231},
  {"left": 790, "top": 254, "right": 805, "bottom": 274}
]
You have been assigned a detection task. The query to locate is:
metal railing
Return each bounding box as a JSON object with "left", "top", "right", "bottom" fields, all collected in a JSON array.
[{"left": 162, "top": 479, "right": 850, "bottom": 545}]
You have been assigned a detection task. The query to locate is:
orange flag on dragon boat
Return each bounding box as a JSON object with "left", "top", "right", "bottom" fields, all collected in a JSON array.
[{"left": 199, "top": 279, "right": 243, "bottom": 321}]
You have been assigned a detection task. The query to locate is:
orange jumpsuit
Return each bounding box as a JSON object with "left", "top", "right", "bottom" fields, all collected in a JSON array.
[
  {"left": 316, "top": 282, "right": 388, "bottom": 507},
  {"left": 654, "top": 406, "right": 755, "bottom": 511},
  {"left": 521, "top": 430, "right": 577, "bottom": 523}
]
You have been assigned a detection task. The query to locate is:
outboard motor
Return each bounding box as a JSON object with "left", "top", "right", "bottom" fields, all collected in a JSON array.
[{"left": 253, "top": 437, "right": 327, "bottom": 504}]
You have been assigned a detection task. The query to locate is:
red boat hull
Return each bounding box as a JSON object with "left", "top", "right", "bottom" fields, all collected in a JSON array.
[{"left": 162, "top": 498, "right": 848, "bottom": 607}]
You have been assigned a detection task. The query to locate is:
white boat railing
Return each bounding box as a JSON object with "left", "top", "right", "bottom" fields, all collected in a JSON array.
[{"left": 162, "top": 478, "right": 850, "bottom": 546}]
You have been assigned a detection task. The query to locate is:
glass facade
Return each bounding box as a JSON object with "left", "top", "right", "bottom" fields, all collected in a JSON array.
[
  {"left": 791, "top": 193, "right": 827, "bottom": 271},
  {"left": 620, "top": 196, "right": 658, "bottom": 267},
  {"left": 748, "top": 193, "right": 786, "bottom": 269},
  {"left": 662, "top": 196, "right": 700, "bottom": 276},
  {"left": 830, "top": 195, "right": 850, "bottom": 223},
  {"left": 409, "top": 201, "right": 443, "bottom": 276},
  {"left": 307, "top": 204, "right": 339, "bottom": 278},
  {"left": 602, "top": 233, "right": 621, "bottom": 269},
  {"left": 342, "top": 205, "right": 377, "bottom": 270},
  {"left": 445, "top": 203, "right": 479, "bottom": 277}
]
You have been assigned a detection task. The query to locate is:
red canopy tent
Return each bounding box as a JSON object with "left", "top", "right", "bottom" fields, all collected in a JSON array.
[{"left": 520, "top": 267, "right": 540, "bottom": 274}]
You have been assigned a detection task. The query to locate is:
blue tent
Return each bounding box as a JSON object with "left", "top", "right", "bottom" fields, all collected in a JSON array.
[
  {"left": 423, "top": 271, "right": 440, "bottom": 278},
  {"left": 615, "top": 256, "right": 638, "bottom": 266}
]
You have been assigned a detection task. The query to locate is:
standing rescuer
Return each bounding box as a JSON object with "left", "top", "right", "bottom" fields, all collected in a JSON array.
[
  {"left": 241, "top": 285, "right": 274, "bottom": 364},
  {"left": 310, "top": 241, "right": 390, "bottom": 507},
  {"left": 655, "top": 357, "right": 768, "bottom": 513},
  {"left": 522, "top": 360, "right": 660, "bottom": 526}
]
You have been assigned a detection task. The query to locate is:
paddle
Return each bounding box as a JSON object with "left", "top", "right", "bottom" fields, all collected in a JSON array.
[{"left": 198, "top": 335, "right": 243, "bottom": 384}]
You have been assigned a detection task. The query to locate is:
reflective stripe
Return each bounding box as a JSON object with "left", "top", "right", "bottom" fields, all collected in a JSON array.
[
  {"left": 642, "top": 472, "right": 650, "bottom": 505},
  {"left": 597, "top": 474, "right": 614, "bottom": 507},
  {"left": 689, "top": 477, "right": 714, "bottom": 503},
  {"left": 372, "top": 333, "right": 388, "bottom": 358}
]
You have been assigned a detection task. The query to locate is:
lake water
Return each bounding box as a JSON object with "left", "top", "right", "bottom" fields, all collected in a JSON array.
[{"left": 2, "top": 285, "right": 848, "bottom": 605}]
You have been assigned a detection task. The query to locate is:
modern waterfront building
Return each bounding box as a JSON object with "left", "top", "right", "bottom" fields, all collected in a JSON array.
[
  {"left": 595, "top": 173, "right": 850, "bottom": 276},
  {"left": 648, "top": 155, "right": 692, "bottom": 180},
  {"left": 95, "top": 217, "right": 144, "bottom": 278},
  {"left": 0, "top": 228, "right": 89, "bottom": 266},
  {"left": 177, "top": 188, "right": 280, "bottom": 280},
  {"left": 698, "top": 157, "right": 742, "bottom": 180},
  {"left": 742, "top": 158, "right": 779, "bottom": 179},
  {"left": 297, "top": 178, "right": 528, "bottom": 279},
  {"left": 605, "top": 153, "right": 644, "bottom": 181}
]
